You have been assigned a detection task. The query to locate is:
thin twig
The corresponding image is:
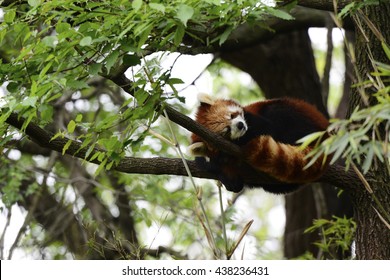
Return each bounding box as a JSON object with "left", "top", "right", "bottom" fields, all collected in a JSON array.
[
  {"left": 162, "top": 109, "right": 218, "bottom": 257},
  {"left": 217, "top": 181, "right": 229, "bottom": 258},
  {"left": 0, "top": 208, "right": 12, "bottom": 259}
]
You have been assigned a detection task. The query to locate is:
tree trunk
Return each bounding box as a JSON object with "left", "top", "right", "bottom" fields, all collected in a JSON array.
[{"left": 350, "top": 3, "right": 390, "bottom": 259}]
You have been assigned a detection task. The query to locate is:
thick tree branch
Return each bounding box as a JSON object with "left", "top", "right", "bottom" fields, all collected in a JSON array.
[
  {"left": 3, "top": 110, "right": 360, "bottom": 191},
  {"left": 222, "top": 6, "right": 334, "bottom": 52},
  {"left": 4, "top": 110, "right": 267, "bottom": 182}
]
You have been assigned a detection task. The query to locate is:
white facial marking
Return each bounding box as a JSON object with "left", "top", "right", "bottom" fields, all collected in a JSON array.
[
  {"left": 227, "top": 106, "right": 247, "bottom": 139},
  {"left": 227, "top": 105, "right": 243, "bottom": 113}
]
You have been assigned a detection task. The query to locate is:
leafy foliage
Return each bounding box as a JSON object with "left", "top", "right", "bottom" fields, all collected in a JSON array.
[
  {"left": 304, "top": 216, "right": 356, "bottom": 259},
  {"left": 0, "top": 0, "right": 294, "bottom": 170},
  {"left": 338, "top": 0, "right": 380, "bottom": 18},
  {"left": 303, "top": 43, "right": 390, "bottom": 174}
]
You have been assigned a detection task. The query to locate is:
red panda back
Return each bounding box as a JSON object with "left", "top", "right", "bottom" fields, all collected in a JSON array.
[{"left": 241, "top": 98, "right": 329, "bottom": 184}]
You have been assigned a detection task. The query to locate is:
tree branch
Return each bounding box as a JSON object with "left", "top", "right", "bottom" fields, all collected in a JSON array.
[
  {"left": 4, "top": 109, "right": 274, "bottom": 181},
  {"left": 3, "top": 110, "right": 360, "bottom": 191},
  {"left": 222, "top": 6, "right": 333, "bottom": 52},
  {"left": 292, "top": 1, "right": 352, "bottom": 12}
]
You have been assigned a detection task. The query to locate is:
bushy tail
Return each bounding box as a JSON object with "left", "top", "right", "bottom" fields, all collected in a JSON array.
[{"left": 244, "top": 135, "right": 328, "bottom": 183}]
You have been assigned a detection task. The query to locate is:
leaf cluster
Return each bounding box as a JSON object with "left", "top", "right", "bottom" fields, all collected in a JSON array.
[
  {"left": 301, "top": 44, "right": 390, "bottom": 175},
  {"left": 0, "top": 0, "right": 294, "bottom": 171},
  {"left": 338, "top": 0, "right": 380, "bottom": 18},
  {"left": 304, "top": 216, "right": 356, "bottom": 259}
]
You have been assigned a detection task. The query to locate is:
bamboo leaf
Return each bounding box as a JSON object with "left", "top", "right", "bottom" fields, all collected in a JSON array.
[
  {"left": 177, "top": 4, "right": 194, "bottom": 26},
  {"left": 67, "top": 120, "right": 76, "bottom": 134},
  {"left": 62, "top": 139, "right": 73, "bottom": 155},
  {"left": 132, "top": 0, "right": 143, "bottom": 11}
]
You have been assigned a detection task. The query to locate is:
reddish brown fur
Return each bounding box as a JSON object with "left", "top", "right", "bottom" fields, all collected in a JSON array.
[
  {"left": 191, "top": 96, "right": 330, "bottom": 187},
  {"left": 191, "top": 98, "right": 243, "bottom": 151},
  {"left": 244, "top": 98, "right": 329, "bottom": 130},
  {"left": 243, "top": 136, "right": 328, "bottom": 183}
]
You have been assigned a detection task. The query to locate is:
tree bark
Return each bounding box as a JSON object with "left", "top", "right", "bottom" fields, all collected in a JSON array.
[{"left": 349, "top": 3, "right": 390, "bottom": 259}]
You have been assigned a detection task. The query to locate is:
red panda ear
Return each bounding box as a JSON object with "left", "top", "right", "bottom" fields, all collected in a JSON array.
[{"left": 198, "top": 93, "right": 215, "bottom": 106}]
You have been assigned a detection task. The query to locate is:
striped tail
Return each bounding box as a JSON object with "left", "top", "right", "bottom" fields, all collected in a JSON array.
[{"left": 244, "top": 135, "right": 328, "bottom": 183}]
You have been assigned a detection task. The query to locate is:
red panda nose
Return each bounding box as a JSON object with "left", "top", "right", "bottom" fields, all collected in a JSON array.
[{"left": 237, "top": 121, "right": 245, "bottom": 130}]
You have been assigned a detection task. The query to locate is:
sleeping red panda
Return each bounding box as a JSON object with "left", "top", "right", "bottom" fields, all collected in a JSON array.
[{"left": 189, "top": 94, "right": 330, "bottom": 194}]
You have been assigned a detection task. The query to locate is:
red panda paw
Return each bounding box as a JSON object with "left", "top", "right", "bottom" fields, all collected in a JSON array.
[{"left": 188, "top": 142, "right": 208, "bottom": 157}]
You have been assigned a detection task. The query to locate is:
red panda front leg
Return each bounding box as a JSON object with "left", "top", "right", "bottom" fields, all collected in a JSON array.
[
  {"left": 242, "top": 135, "right": 327, "bottom": 184},
  {"left": 189, "top": 142, "right": 246, "bottom": 192}
]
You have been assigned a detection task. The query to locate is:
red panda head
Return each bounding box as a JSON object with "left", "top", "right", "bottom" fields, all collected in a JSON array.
[{"left": 194, "top": 94, "right": 248, "bottom": 140}]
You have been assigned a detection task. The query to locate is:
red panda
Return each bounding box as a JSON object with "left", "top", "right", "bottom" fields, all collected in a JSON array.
[{"left": 189, "top": 94, "right": 330, "bottom": 194}]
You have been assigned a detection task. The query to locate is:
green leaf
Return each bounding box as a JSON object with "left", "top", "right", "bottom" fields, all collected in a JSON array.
[
  {"left": 89, "top": 63, "right": 102, "bottom": 75},
  {"left": 168, "top": 78, "right": 184, "bottom": 85},
  {"left": 40, "top": 105, "right": 53, "bottom": 122},
  {"left": 85, "top": 142, "right": 97, "bottom": 159},
  {"left": 51, "top": 132, "right": 65, "bottom": 142},
  {"left": 98, "top": 152, "right": 105, "bottom": 162},
  {"left": 62, "top": 139, "right": 73, "bottom": 155},
  {"left": 219, "top": 26, "right": 233, "bottom": 46},
  {"left": 267, "top": 8, "right": 294, "bottom": 20},
  {"left": 66, "top": 79, "right": 89, "bottom": 90},
  {"left": 297, "top": 131, "right": 324, "bottom": 147},
  {"left": 90, "top": 151, "right": 101, "bottom": 162},
  {"left": 106, "top": 160, "right": 114, "bottom": 170},
  {"left": 75, "top": 114, "right": 83, "bottom": 122},
  {"left": 80, "top": 36, "right": 92, "bottom": 46},
  {"left": 132, "top": 0, "right": 143, "bottom": 11},
  {"left": 6, "top": 82, "right": 19, "bottom": 93},
  {"left": 67, "top": 120, "right": 76, "bottom": 133},
  {"left": 123, "top": 54, "right": 141, "bottom": 67},
  {"left": 39, "top": 60, "right": 53, "bottom": 78},
  {"left": 105, "top": 50, "right": 120, "bottom": 72},
  {"left": 28, "top": 0, "right": 41, "bottom": 7},
  {"left": 42, "top": 36, "right": 58, "bottom": 48},
  {"left": 177, "top": 4, "right": 194, "bottom": 26},
  {"left": 330, "top": 134, "right": 349, "bottom": 164},
  {"left": 205, "top": 0, "right": 221, "bottom": 5},
  {"left": 56, "top": 22, "right": 71, "bottom": 34},
  {"left": 95, "top": 158, "right": 107, "bottom": 176},
  {"left": 174, "top": 24, "right": 185, "bottom": 46},
  {"left": 137, "top": 24, "right": 153, "bottom": 48},
  {"left": 21, "top": 96, "right": 38, "bottom": 108},
  {"left": 0, "top": 28, "right": 7, "bottom": 43},
  {"left": 4, "top": 9, "right": 16, "bottom": 23},
  {"left": 149, "top": 3, "right": 165, "bottom": 13},
  {"left": 339, "top": 2, "right": 356, "bottom": 18},
  {"left": 382, "top": 42, "right": 390, "bottom": 61}
]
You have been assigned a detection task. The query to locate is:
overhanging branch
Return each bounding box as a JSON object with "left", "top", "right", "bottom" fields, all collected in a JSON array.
[{"left": 3, "top": 110, "right": 279, "bottom": 184}]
